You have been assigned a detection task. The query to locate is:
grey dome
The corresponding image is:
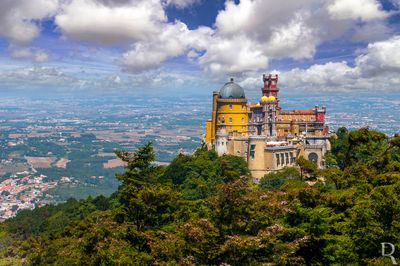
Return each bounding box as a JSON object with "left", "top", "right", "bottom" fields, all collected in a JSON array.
[{"left": 219, "top": 78, "right": 245, "bottom": 99}]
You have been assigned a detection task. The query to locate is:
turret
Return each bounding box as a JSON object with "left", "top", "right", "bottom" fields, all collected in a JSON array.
[
  {"left": 247, "top": 136, "right": 267, "bottom": 180},
  {"left": 216, "top": 128, "right": 228, "bottom": 156}
]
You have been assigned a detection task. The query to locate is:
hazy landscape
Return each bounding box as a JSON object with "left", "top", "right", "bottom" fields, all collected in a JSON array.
[{"left": 0, "top": 91, "right": 399, "bottom": 220}]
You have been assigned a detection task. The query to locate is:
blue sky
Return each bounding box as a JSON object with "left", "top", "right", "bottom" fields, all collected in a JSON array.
[{"left": 0, "top": 0, "right": 400, "bottom": 94}]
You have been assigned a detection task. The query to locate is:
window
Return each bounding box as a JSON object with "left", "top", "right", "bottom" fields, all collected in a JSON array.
[
  {"left": 290, "top": 152, "right": 294, "bottom": 163},
  {"left": 241, "top": 117, "right": 245, "bottom": 123},
  {"left": 308, "top": 152, "right": 318, "bottom": 162},
  {"left": 281, "top": 153, "right": 285, "bottom": 165},
  {"left": 250, "top": 144, "right": 256, "bottom": 160},
  {"left": 229, "top": 104, "right": 233, "bottom": 110},
  {"left": 285, "top": 153, "right": 289, "bottom": 164},
  {"left": 276, "top": 154, "right": 280, "bottom": 166},
  {"left": 229, "top": 117, "right": 233, "bottom": 123}
]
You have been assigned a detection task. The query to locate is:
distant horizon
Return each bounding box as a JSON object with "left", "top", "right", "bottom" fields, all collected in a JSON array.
[{"left": 0, "top": 90, "right": 398, "bottom": 136}]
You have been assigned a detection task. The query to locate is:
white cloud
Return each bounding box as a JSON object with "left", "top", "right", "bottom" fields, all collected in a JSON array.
[
  {"left": 266, "top": 12, "right": 318, "bottom": 59},
  {"left": 284, "top": 61, "right": 357, "bottom": 88},
  {"left": 202, "top": 0, "right": 323, "bottom": 74},
  {"left": 10, "top": 47, "right": 49, "bottom": 62},
  {"left": 327, "top": 0, "right": 388, "bottom": 21},
  {"left": 202, "top": 0, "right": 392, "bottom": 75},
  {"left": 121, "top": 22, "right": 213, "bottom": 73},
  {"left": 215, "top": 0, "right": 318, "bottom": 37},
  {"left": 0, "top": 0, "right": 399, "bottom": 82},
  {"left": 0, "top": 0, "right": 59, "bottom": 43},
  {"left": 215, "top": 0, "right": 255, "bottom": 35},
  {"left": 356, "top": 36, "right": 400, "bottom": 76},
  {"left": 281, "top": 36, "right": 400, "bottom": 91},
  {"left": 198, "top": 35, "right": 268, "bottom": 75},
  {"left": 165, "top": 0, "right": 199, "bottom": 9},
  {"left": 55, "top": 0, "right": 214, "bottom": 73},
  {"left": 55, "top": 0, "right": 165, "bottom": 44},
  {"left": 0, "top": 66, "right": 75, "bottom": 90}
]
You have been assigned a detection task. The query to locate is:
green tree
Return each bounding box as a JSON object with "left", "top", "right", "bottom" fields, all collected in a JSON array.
[
  {"left": 259, "top": 167, "right": 301, "bottom": 190},
  {"left": 211, "top": 176, "right": 253, "bottom": 235},
  {"left": 297, "top": 156, "right": 317, "bottom": 180},
  {"left": 115, "top": 142, "right": 179, "bottom": 229}
]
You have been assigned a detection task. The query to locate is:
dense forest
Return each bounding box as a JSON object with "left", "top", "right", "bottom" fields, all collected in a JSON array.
[{"left": 1, "top": 127, "right": 399, "bottom": 265}]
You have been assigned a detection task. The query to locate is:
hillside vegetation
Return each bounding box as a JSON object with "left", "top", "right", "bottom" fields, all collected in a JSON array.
[{"left": 1, "top": 127, "right": 399, "bottom": 265}]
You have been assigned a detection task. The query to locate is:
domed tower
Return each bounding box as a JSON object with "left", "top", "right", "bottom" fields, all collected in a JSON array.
[{"left": 216, "top": 78, "right": 248, "bottom": 137}]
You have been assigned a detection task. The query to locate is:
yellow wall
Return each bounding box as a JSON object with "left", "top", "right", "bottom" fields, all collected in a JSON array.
[
  {"left": 211, "top": 92, "right": 219, "bottom": 142},
  {"left": 217, "top": 101, "right": 248, "bottom": 135},
  {"left": 205, "top": 119, "right": 212, "bottom": 143},
  {"left": 275, "top": 113, "right": 315, "bottom": 137}
]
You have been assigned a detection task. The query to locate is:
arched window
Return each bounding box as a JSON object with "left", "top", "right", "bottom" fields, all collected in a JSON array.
[
  {"left": 308, "top": 152, "right": 318, "bottom": 162},
  {"left": 229, "top": 104, "right": 233, "bottom": 110},
  {"left": 229, "top": 117, "right": 233, "bottom": 123}
]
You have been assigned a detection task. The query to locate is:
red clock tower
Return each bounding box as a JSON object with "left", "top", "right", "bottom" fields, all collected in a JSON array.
[{"left": 262, "top": 74, "right": 279, "bottom": 98}]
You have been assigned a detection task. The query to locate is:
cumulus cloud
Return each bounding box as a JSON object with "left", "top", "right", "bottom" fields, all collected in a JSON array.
[
  {"left": 198, "top": 35, "right": 268, "bottom": 75},
  {"left": 266, "top": 12, "right": 318, "bottom": 59},
  {"left": 200, "top": 0, "right": 323, "bottom": 74},
  {"left": 55, "top": 0, "right": 165, "bottom": 44},
  {"left": 200, "top": 0, "right": 392, "bottom": 75},
  {"left": 355, "top": 36, "right": 400, "bottom": 76},
  {"left": 0, "top": 0, "right": 59, "bottom": 43},
  {"left": 0, "top": 0, "right": 399, "bottom": 82},
  {"left": 327, "top": 0, "right": 388, "bottom": 21},
  {"left": 55, "top": 0, "right": 213, "bottom": 73},
  {"left": 121, "top": 22, "right": 213, "bottom": 73},
  {"left": 280, "top": 36, "right": 400, "bottom": 91},
  {"left": 57, "top": 0, "right": 383, "bottom": 75},
  {"left": 284, "top": 62, "right": 357, "bottom": 88}
]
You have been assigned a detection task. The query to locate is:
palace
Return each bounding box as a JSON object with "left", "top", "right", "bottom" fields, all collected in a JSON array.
[{"left": 204, "top": 74, "right": 331, "bottom": 180}]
